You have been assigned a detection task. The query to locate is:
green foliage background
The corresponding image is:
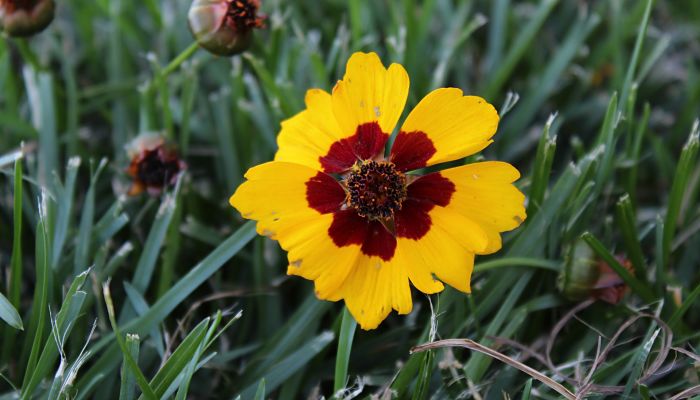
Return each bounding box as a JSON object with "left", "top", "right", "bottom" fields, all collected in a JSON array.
[{"left": 1, "top": 0, "right": 700, "bottom": 398}]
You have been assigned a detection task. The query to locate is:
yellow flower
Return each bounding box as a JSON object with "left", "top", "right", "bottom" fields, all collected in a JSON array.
[{"left": 230, "top": 52, "right": 526, "bottom": 329}]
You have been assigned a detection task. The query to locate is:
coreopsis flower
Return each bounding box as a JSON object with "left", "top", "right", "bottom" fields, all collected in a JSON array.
[
  {"left": 188, "top": 0, "right": 264, "bottom": 56},
  {"left": 0, "top": 0, "right": 54, "bottom": 37},
  {"left": 230, "top": 52, "right": 526, "bottom": 329},
  {"left": 126, "top": 134, "right": 186, "bottom": 196}
]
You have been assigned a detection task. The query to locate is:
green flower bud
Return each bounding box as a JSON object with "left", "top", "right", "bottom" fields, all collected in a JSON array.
[
  {"left": 188, "top": 0, "right": 264, "bottom": 57},
  {"left": 557, "top": 241, "right": 599, "bottom": 301},
  {"left": 0, "top": 0, "right": 55, "bottom": 37}
]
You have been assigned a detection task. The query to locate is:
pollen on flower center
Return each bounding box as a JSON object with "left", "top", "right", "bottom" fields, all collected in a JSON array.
[{"left": 345, "top": 160, "right": 407, "bottom": 220}]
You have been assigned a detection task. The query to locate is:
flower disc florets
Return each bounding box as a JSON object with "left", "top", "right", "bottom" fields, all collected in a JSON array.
[{"left": 345, "top": 160, "right": 407, "bottom": 220}]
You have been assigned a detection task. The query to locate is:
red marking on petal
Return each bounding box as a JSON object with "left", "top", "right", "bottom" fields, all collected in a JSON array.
[
  {"left": 395, "top": 198, "right": 432, "bottom": 239},
  {"left": 390, "top": 130, "right": 437, "bottom": 172},
  {"left": 306, "top": 172, "right": 346, "bottom": 214},
  {"left": 319, "top": 122, "right": 388, "bottom": 173},
  {"left": 328, "top": 210, "right": 367, "bottom": 246},
  {"left": 395, "top": 173, "right": 455, "bottom": 239},
  {"left": 406, "top": 172, "right": 455, "bottom": 206},
  {"left": 360, "top": 220, "right": 397, "bottom": 260},
  {"left": 328, "top": 209, "right": 397, "bottom": 260}
]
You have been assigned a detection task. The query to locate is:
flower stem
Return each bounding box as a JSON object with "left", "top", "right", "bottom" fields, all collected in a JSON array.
[
  {"left": 15, "top": 39, "right": 43, "bottom": 71},
  {"left": 161, "top": 42, "right": 200, "bottom": 78},
  {"left": 333, "top": 307, "right": 357, "bottom": 397}
]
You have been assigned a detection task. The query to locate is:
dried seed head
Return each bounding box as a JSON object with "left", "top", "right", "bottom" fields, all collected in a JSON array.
[
  {"left": 126, "top": 134, "right": 186, "bottom": 197},
  {"left": 188, "top": 0, "right": 265, "bottom": 57},
  {"left": 0, "top": 0, "right": 55, "bottom": 37}
]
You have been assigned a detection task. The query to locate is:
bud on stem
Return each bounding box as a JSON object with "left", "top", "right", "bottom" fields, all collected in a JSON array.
[
  {"left": 188, "top": 0, "right": 265, "bottom": 56},
  {"left": 0, "top": 0, "right": 55, "bottom": 37}
]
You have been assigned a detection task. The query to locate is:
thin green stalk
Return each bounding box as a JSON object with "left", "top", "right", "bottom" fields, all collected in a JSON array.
[
  {"left": 161, "top": 42, "right": 200, "bottom": 78},
  {"left": 14, "top": 40, "right": 42, "bottom": 71}
]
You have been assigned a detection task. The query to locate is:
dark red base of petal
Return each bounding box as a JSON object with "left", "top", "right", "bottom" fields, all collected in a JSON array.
[
  {"left": 328, "top": 210, "right": 397, "bottom": 260},
  {"left": 395, "top": 173, "right": 455, "bottom": 239},
  {"left": 390, "top": 130, "right": 437, "bottom": 172},
  {"left": 306, "top": 172, "right": 346, "bottom": 214},
  {"left": 319, "top": 122, "right": 388, "bottom": 173}
]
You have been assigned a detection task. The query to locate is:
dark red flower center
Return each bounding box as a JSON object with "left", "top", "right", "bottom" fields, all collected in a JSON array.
[
  {"left": 345, "top": 161, "right": 407, "bottom": 220},
  {"left": 225, "top": 0, "right": 264, "bottom": 30}
]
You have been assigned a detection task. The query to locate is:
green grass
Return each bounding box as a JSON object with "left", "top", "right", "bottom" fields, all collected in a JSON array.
[{"left": 1, "top": 0, "right": 700, "bottom": 398}]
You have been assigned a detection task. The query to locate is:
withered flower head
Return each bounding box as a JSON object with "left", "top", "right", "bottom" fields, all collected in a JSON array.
[
  {"left": 558, "top": 241, "right": 634, "bottom": 305},
  {"left": 126, "top": 134, "right": 186, "bottom": 197},
  {"left": 188, "top": 0, "right": 265, "bottom": 57},
  {"left": 0, "top": 0, "right": 55, "bottom": 37}
]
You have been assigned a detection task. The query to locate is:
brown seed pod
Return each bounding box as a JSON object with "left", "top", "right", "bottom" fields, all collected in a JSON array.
[
  {"left": 0, "top": 0, "right": 55, "bottom": 37},
  {"left": 188, "top": 0, "right": 265, "bottom": 57}
]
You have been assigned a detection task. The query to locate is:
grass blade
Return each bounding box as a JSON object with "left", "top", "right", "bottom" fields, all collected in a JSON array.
[
  {"left": 618, "top": 0, "right": 653, "bottom": 108},
  {"left": 131, "top": 189, "right": 179, "bottom": 293},
  {"left": 2, "top": 157, "right": 25, "bottom": 359},
  {"left": 119, "top": 334, "right": 141, "bottom": 400},
  {"left": 103, "top": 283, "right": 158, "bottom": 400},
  {"left": 238, "top": 332, "right": 335, "bottom": 399},
  {"left": 581, "top": 231, "right": 656, "bottom": 304},
  {"left": 483, "top": 0, "right": 559, "bottom": 99},
  {"left": 615, "top": 194, "right": 648, "bottom": 284},
  {"left": 333, "top": 307, "right": 357, "bottom": 395},
  {"left": 19, "top": 197, "right": 50, "bottom": 389},
  {"left": 76, "top": 221, "right": 256, "bottom": 394},
  {"left": 662, "top": 121, "right": 699, "bottom": 270},
  {"left": 0, "top": 292, "right": 22, "bottom": 330}
]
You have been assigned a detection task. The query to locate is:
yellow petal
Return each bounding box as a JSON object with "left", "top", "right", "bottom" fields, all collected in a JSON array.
[
  {"left": 341, "top": 255, "right": 412, "bottom": 330},
  {"left": 429, "top": 206, "right": 489, "bottom": 253},
  {"left": 274, "top": 89, "right": 345, "bottom": 170},
  {"left": 394, "top": 240, "right": 445, "bottom": 294},
  {"left": 398, "top": 228, "right": 475, "bottom": 294},
  {"left": 397, "top": 88, "right": 498, "bottom": 167},
  {"left": 285, "top": 215, "right": 360, "bottom": 301},
  {"left": 229, "top": 161, "right": 325, "bottom": 240},
  {"left": 440, "top": 161, "right": 526, "bottom": 254},
  {"left": 332, "top": 52, "right": 409, "bottom": 136}
]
